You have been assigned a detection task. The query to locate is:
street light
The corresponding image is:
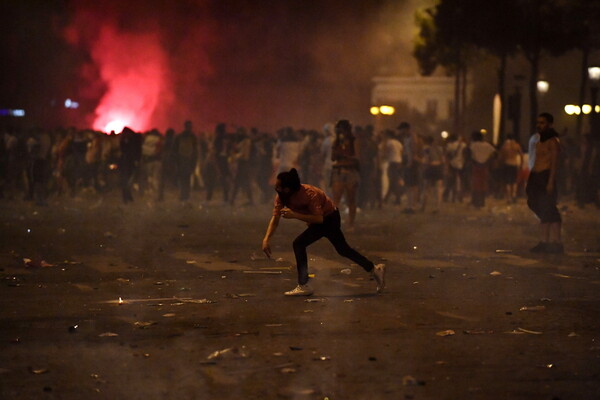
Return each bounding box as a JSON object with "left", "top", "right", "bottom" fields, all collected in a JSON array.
[
  {"left": 536, "top": 80, "right": 549, "bottom": 94},
  {"left": 589, "top": 66, "right": 600, "bottom": 139}
]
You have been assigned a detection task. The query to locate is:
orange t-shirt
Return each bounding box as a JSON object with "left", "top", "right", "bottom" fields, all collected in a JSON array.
[{"left": 272, "top": 184, "right": 336, "bottom": 218}]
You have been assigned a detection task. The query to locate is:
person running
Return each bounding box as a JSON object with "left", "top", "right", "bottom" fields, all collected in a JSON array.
[
  {"left": 527, "top": 112, "right": 563, "bottom": 254},
  {"left": 261, "top": 168, "right": 386, "bottom": 296}
]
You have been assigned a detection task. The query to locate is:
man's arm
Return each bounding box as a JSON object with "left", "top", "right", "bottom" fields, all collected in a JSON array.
[
  {"left": 281, "top": 208, "right": 323, "bottom": 224},
  {"left": 262, "top": 215, "right": 280, "bottom": 258}
]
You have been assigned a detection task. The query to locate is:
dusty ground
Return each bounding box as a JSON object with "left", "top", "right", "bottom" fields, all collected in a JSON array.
[{"left": 1, "top": 192, "right": 599, "bottom": 400}]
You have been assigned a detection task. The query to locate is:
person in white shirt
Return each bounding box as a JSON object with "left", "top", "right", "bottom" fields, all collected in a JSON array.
[
  {"left": 382, "top": 130, "right": 403, "bottom": 204},
  {"left": 469, "top": 131, "right": 496, "bottom": 208}
]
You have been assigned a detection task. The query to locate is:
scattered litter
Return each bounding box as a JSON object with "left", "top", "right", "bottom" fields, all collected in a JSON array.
[
  {"left": 303, "top": 310, "right": 314, "bottom": 313},
  {"left": 116, "top": 278, "right": 130, "bottom": 283},
  {"left": 340, "top": 268, "right": 352, "bottom": 275},
  {"left": 489, "top": 271, "right": 502, "bottom": 276},
  {"left": 179, "top": 287, "right": 191, "bottom": 291},
  {"left": 186, "top": 260, "right": 197, "bottom": 264},
  {"left": 495, "top": 249, "right": 513, "bottom": 254},
  {"left": 314, "top": 356, "right": 330, "bottom": 361},
  {"left": 568, "top": 332, "right": 579, "bottom": 337},
  {"left": 537, "top": 363, "right": 554, "bottom": 369},
  {"left": 23, "top": 258, "right": 54, "bottom": 268},
  {"left": 289, "top": 346, "right": 303, "bottom": 351},
  {"left": 308, "top": 273, "right": 315, "bottom": 278},
  {"left": 275, "top": 257, "right": 284, "bottom": 262},
  {"left": 413, "top": 281, "right": 419, "bottom": 285},
  {"left": 413, "top": 246, "right": 418, "bottom": 250},
  {"left": 436, "top": 330, "right": 455, "bottom": 337},
  {"left": 68, "top": 324, "right": 78, "bottom": 333},
  {"left": 463, "top": 330, "right": 494, "bottom": 335},
  {"left": 550, "top": 273, "right": 571, "bottom": 279},
  {"left": 273, "top": 352, "right": 284, "bottom": 356},
  {"left": 98, "top": 332, "right": 119, "bottom": 337},
  {"left": 505, "top": 327, "right": 543, "bottom": 335},
  {"left": 435, "top": 361, "right": 447, "bottom": 365},
  {"left": 182, "top": 299, "right": 215, "bottom": 304},
  {"left": 28, "top": 367, "right": 49, "bottom": 375},
  {"left": 243, "top": 270, "right": 282, "bottom": 274},
  {"left": 154, "top": 281, "right": 164, "bottom": 285},
  {"left": 207, "top": 346, "right": 249, "bottom": 360},
  {"left": 519, "top": 306, "right": 546, "bottom": 311},
  {"left": 281, "top": 367, "right": 296, "bottom": 374},
  {"left": 162, "top": 313, "right": 176, "bottom": 318},
  {"left": 260, "top": 267, "right": 290, "bottom": 270},
  {"left": 540, "top": 298, "right": 552, "bottom": 302},
  {"left": 402, "top": 375, "right": 425, "bottom": 386},
  {"left": 305, "top": 298, "right": 325, "bottom": 303},
  {"left": 134, "top": 321, "right": 157, "bottom": 328},
  {"left": 265, "top": 324, "right": 283, "bottom": 327},
  {"left": 343, "top": 299, "right": 354, "bottom": 303}
]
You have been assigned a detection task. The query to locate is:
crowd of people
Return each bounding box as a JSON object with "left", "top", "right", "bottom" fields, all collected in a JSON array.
[{"left": 0, "top": 117, "right": 596, "bottom": 220}]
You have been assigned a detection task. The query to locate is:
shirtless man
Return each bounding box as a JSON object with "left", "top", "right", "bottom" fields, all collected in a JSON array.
[
  {"left": 498, "top": 134, "right": 523, "bottom": 203},
  {"left": 526, "top": 113, "right": 563, "bottom": 253},
  {"left": 262, "top": 168, "right": 385, "bottom": 296}
]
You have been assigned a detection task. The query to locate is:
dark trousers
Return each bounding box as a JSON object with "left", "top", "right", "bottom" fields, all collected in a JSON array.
[
  {"left": 526, "top": 170, "right": 561, "bottom": 223},
  {"left": 292, "top": 209, "right": 374, "bottom": 285}
]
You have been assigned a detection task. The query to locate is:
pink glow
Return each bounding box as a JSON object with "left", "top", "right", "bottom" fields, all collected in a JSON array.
[{"left": 90, "top": 26, "right": 168, "bottom": 133}]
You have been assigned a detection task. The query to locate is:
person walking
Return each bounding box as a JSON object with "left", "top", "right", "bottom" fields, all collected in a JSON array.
[
  {"left": 331, "top": 120, "right": 360, "bottom": 229},
  {"left": 527, "top": 113, "right": 563, "bottom": 253},
  {"left": 261, "top": 168, "right": 385, "bottom": 296}
]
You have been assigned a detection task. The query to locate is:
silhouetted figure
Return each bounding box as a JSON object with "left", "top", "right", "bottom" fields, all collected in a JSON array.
[
  {"left": 173, "top": 120, "right": 198, "bottom": 203},
  {"left": 213, "top": 123, "right": 231, "bottom": 202},
  {"left": 119, "top": 127, "right": 142, "bottom": 204}
]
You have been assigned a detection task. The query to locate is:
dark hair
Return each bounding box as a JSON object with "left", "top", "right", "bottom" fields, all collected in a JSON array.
[
  {"left": 276, "top": 168, "right": 301, "bottom": 192},
  {"left": 471, "top": 131, "right": 483, "bottom": 141},
  {"left": 538, "top": 112, "right": 554, "bottom": 124},
  {"left": 398, "top": 122, "right": 410, "bottom": 130},
  {"left": 335, "top": 119, "right": 352, "bottom": 133}
]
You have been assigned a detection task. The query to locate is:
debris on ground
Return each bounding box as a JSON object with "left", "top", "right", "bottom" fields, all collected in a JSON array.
[
  {"left": 23, "top": 258, "right": 54, "bottom": 268},
  {"left": 225, "top": 293, "right": 255, "bottom": 299},
  {"left": 305, "top": 298, "right": 325, "bottom": 303},
  {"left": 402, "top": 375, "right": 425, "bottom": 386},
  {"left": 243, "top": 270, "right": 282, "bottom": 274},
  {"left": 519, "top": 306, "right": 546, "bottom": 311},
  {"left": 463, "top": 330, "right": 494, "bottom": 335},
  {"left": 495, "top": 249, "right": 513, "bottom": 254},
  {"left": 98, "top": 332, "right": 119, "bottom": 337},
  {"left": 207, "top": 346, "right": 249, "bottom": 360},
  {"left": 489, "top": 271, "right": 502, "bottom": 276},
  {"left": 134, "top": 321, "right": 157, "bottom": 329},
  {"left": 68, "top": 324, "right": 78, "bottom": 333},
  {"left": 28, "top": 367, "right": 49, "bottom": 374},
  {"left": 314, "top": 356, "right": 331, "bottom": 361},
  {"left": 340, "top": 268, "right": 352, "bottom": 275},
  {"left": 182, "top": 298, "right": 215, "bottom": 304},
  {"left": 505, "top": 327, "right": 543, "bottom": 335},
  {"left": 289, "top": 346, "right": 303, "bottom": 351},
  {"left": 162, "top": 313, "right": 176, "bottom": 317},
  {"left": 436, "top": 330, "right": 456, "bottom": 337},
  {"left": 568, "top": 332, "right": 579, "bottom": 337}
]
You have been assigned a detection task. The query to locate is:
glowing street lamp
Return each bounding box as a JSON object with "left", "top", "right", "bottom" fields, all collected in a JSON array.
[
  {"left": 536, "top": 80, "right": 549, "bottom": 94},
  {"left": 564, "top": 105, "right": 581, "bottom": 116},
  {"left": 440, "top": 130, "right": 449, "bottom": 139},
  {"left": 379, "top": 105, "right": 395, "bottom": 116},
  {"left": 370, "top": 106, "right": 380, "bottom": 116}
]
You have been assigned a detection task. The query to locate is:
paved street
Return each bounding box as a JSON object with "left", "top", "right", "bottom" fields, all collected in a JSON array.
[{"left": 1, "top": 195, "right": 599, "bottom": 399}]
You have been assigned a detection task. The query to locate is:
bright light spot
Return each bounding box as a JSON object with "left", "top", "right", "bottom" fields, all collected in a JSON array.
[
  {"left": 370, "top": 106, "right": 380, "bottom": 116},
  {"left": 596, "top": 105, "right": 600, "bottom": 113},
  {"left": 480, "top": 129, "right": 487, "bottom": 135},
  {"left": 588, "top": 66, "right": 600, "bottom": 81},
  {"left": 582, "top": 104, "right": 592, "bottom": 114},
  {"left": 379, "top": 105, "right": 395, "bottom": 115},
  {"left": 27, "top": 229, "right": 31, "bottom": 233},
  {"left": 537, "top": 80, "right": 549, "bottom": 93},
  {"left": 441, "top": 131, "right": 449, "bottom": 139},
  {"left": 12, "top": 109, "right": 25, "bottom": 117},
  {"left": 104, "top": 120, "right": 128, "bottom": 134},
  {"left": 64, "top": 99, "right": 79, "bottom": 109},
  {"left": 564, "top": 105, "right": 578, "bottom": 115},
  {"left": 65, "top": 99, "right": 72, "bottom": 108}
]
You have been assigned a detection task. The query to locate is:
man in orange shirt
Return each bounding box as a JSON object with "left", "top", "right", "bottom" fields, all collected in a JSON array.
[{"left": 262, "top": 168, "right": 385, "bottom": 296}]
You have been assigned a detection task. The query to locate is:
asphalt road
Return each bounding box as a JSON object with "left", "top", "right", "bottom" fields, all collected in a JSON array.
[{"left": 1, "top": 193, "right": 599, "bottom": 400}]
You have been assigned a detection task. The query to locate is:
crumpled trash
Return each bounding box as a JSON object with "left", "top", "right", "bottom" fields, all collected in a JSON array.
[
  {"left": 281, "top": 367, "right": 296, "bottom": 374},
  {"left": 463, "top": 330, "right": 494, "bottom": 335},
  {"left": 305, "top": 298, "right": 325, "bottom": 303},
  {"left": 505, "top": 327, "right": 543, "bottom": 335},
  {"left": 402, "top": 375, "right": 425, "bottom": 386},
  {"left": 23, "top": 258, "right": 54, "bottom": 268},
  {"left": 98, "top": 332, "right": 119, "bottom": 337},
  {"left": 28, "top": 367, "right": 49, "bottom": 374},
  {"left": 340, "top": 268, "right": 352, "bottom": 275},
  {"left": 489, "top": 271, "right": 502, "bottom": 276},
  {"left": 436, "top": 330, "right": 455, "bottom": 337},
  {"left": 207, "top": 346, "right": 249, "bottom": 360},
  {"left": 568, "top": 332, "right": 578, "bottom": 337},
  {"left": 134, "top": 321, "right": 157, "bottom": 328},
  {"left": 225, "top": 293, "right": 255, "bottom": 299},
  {"left": 519, "top": 306, "right": 546, "bottom": 311},
  {"left": 182, "top": 298, "right": 215, "bottom": 304},
  {"left": 495, "top": 249, "right": 513, "bottom": 253},
  {"left": 162, "top": 313, "right": 176, "bottom": 317}
]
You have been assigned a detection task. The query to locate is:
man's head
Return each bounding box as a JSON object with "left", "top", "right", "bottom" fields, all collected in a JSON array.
[
  {"left": 335, "top": 119, "right": 352, "bottom": 135},
  {"left": 397, "top": 122, "right": 410, "bottom": 137},
  {"left": 275, "top": 168, "right": 301, "bottom": 206},
  {"left": 536, "top": 113, "right": 554, "bottom": 134},
  {"left": 184, "top": 120, "right": 193, "bottom": 132}
]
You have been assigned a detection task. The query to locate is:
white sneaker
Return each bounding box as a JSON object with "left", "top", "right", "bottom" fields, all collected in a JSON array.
[
  {"left": 373, "top": 264, "right": 386, "bottom": 293},
  {"left": 284, "top": 284, "right": 314, "bottom": 296}
]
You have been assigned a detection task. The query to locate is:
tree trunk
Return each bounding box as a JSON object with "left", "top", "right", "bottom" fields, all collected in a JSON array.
[
  {"left": 498, "top": 53, "right": 507, "bottom": 141},
  {"left": 528, "top": 51, "right": 540, "bottom": 139},
  {"left": 576, "top": 47, "right": 589, "bottom": 137}
]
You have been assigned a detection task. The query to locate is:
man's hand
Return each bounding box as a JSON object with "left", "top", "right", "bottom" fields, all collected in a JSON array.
[
  {"left": 280, "top": 207, "right": 296, "bottom": 219},
  {"left": 262, "top": 238, "right": 272, "bottom": 258}
]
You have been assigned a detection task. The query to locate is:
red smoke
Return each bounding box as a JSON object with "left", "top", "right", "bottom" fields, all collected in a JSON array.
[{"left": 90, "top": 25, "right": 168, "bottom": 133}]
